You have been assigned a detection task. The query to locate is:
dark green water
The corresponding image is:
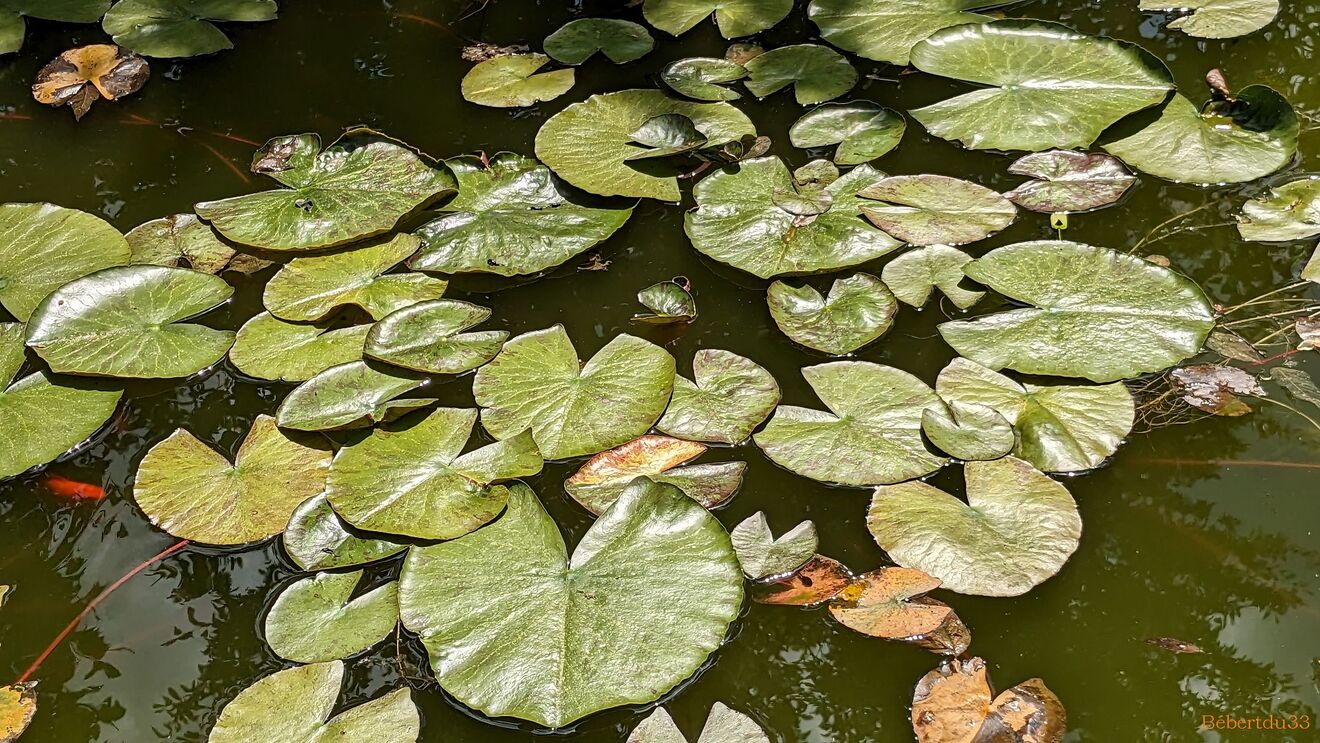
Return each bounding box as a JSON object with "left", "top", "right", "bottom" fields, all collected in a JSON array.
[{"left": 1, "top": 1, "right": 1319, "bottom": 740}]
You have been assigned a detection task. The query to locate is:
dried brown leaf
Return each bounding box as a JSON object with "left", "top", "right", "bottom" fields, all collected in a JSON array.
[
  {"left": 32, "top": 45, "right": 148, "bottom": 121},
  {"left": 1169, "top": 364, "right": 1264, "bottom": 416},
  {"left": 1146, "top": 637, "right": 1203, "bottom": 654},
  {"left": 752, "top": 554, "right": 854, "bottom": 606},
  {"left": 828, "top": 567, "right": 970, "bottom": 655}
]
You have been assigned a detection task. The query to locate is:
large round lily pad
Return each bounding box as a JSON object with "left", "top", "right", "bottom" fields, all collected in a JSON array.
[
  {"left": 1237, "top": 177, "right": 1320, "bottom": 242},
  {"left": 642, "top": 0, "right": 791, "bottom": 38},
  {"left": 544, "top": 18, "right": 653, "bottom": 64},
  {"left": 807, "top": 0, "right": 1024, "bottom": 66},
  {"left": 0, "top": 0, "right": 111, "bottom": 54},
  {"left": 767, "top": 273, "right": 897, "bottom": 356},
  {"left": 0, "top": 202, "right": 130, "bottom": 321},
  {"left": 264, "top": 571, "right": 398, "bottom": 663},
  {"left": 460, "top": 53, "right": 575, "bottom": 108},
  {"left": 657, "top": 349, "right": 779, "bottom": 444},
  {"left": 1139, "top": 0, "right": 1278, "bottom": 39},
  {"left": 742, "top": 44, "right": 857, "bottom": 105},
  {"left": 104, "top": 0, "right": 278, "bottom": 58},
  {"left": 398, "top": 480, "right": 742, "bottom": 729},
  {"left": 563, "top": 435, "right": 744, "bottom": 515},
  {"left": 364, "top": 299, "right": 506, "bottom": 374},
  {"left": 860, "top": 175, "right": 1016, "bottom": 246},
  {"left": 275, "top": 360, "right": 431, "bottom": 431},
  {"left": 229, "top": 313, "right": 369, "bottom": 383},
  {"left": 789, "top": 102, "right": 905, "bottom": 165}
]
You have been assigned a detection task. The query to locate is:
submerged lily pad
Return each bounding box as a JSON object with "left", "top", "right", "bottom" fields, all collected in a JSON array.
[
  {"left": 768, "top": 273, "right": 897, "bottom": 355},
  {"left": 0, "top": 203, "right": 130, "bottom": 322},
  {"left": 0, "top": 682, "right": 36, "bottom": 743},
  {"left": 661, "top": 57, "right": 746, "bottom": 101},
  {"left": 398, "top": 480, "right": 742, "bottom": 729},
  {"left": 134, "top": 415, "right": 332, "bottom": 545},
  {"left": 1003, "top": 151, "right": 1137, "bottom": 213},
  {"left": 544, "top": 18, "right": 653, "bottom": 64},
  {"left": 743, "top": 44, "right": 857, "bottom": 105},
  {"left": 922, "top": 402, "right": 1014, "bottom": 462},
  {"left": 1140, "top": 0, "right": 1278, "bottom": 39},
  {"left": 104, "top": 0, "right": 277, "bottom": 58},
  {"left": 564, "top": 435, "right": 744, "bottom": 514},
  {"left": 364, "top": 299, "right": 506, "bottom": 374},
  {"left": 128, "top": 213, "right": 270, "bottom": 275},
  {"left": 229, "top": 313, "right": 369, "bottom": 383},
  {"left": 0, "top": 0, "right": 110, "bottom": 55},
  {"left": 276, "top": 361, "right": 431, "bottom": 431},
  {"left": 829, "top": 567, "right": 971, "bottom": 655},
  {"left": 264, "top": 234, "right": 445, "bottom": 322},
  {"left": 657, "top": 349, "right": 779, "bottom": 444},
  {"left": 1170, "top": 364, "right": 1263, "bottom": 416},
  {"left": 282, "top": 494, "right": 405, "bottom": 572},
  {"left": 868, "top": 456, "right": 1082, "bottom": 596},
  {"left": 754, "top": 362, "right": 946, "bottom": 486},
  {"left": 642, "top": 0, "right": 791, "bottom": 38},
  {"left": 264, "top": 571, "right": 398, "bottom": 663},
  {"left": 635, "top": 279, "right": 697, "bottom": 323},
  {"left": 860, "top": 175, "right": 1016, "bottom": 246},
  {"left": 1237, "top": 177, "right": 1320, "bottom": 241},
  {"left": 31, "top": 43, "right": 148, "bottom": 120},
  {"left": 807, "top": 0, "right": 1023, "bottom": 66},
  {"left": 789, "top": 102, "right": 905, "bottom": 165},
  {"left": 881, "top": 245, "right": 984, "bottom": 310},
  {"left": 628, "top": 703, "right": 768, "bottom": 743},
  {"left": 461, "top": 53, "right": 575, "bottom": 108},
  {"left": 730, "top": 512, "right": 816, "bottom": 579}
]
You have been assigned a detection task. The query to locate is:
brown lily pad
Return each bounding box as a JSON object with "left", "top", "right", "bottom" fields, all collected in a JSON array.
[
  {"left": 912, "top": 658, "right": 1066, "bottom": 743},
  {"left": 828, "top": 567, "right": 970, "bottom": 655},
  {"left": 1169, "top": 364, "right": 1264, "bottom": 416},
  {"left": 978, "top": 679, "right": 1067, "bottom": 743},
  {"left": 32, "top": 45, "right": 149, "bottom": 121},
  {"left": 752, "top": 554, "right": 854, "bottom": 606},
  {"left": 1147, "top": 637, "right": 1203, "bottom": 654},
  {"left": 0, "top": 682, "right": 36, "bottom": 743}
]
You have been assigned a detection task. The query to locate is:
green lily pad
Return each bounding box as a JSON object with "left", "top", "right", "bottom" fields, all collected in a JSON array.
[
  {"left": 743, "top": 44, "right": 857, "bottom": 105},
  {"left": 880, "top": 245, "right": 984, "bottom": 310},
  {"left": 208, "top": 662, "right": 419, "bottom": 743},
  {"left": 685, "top": 157, "right": 902, "bottom": 278},
  {"left": 0, "top": 0, "right": 111, "bottom": 54},
  {"left": 133, "top": 415, "right": 332, "bottom": 545},
  {"left": 642, "top": 0, "right": 791, "bottom": 38},
  {"left": 229, "top": 313, "right": 369, "bottom": 383},
  {"left": 544, "top": 18, "right": 653, "bottom": 64},
  {"left": 657, "top": 349, "right": 779, "bottom": 444},
  {"left": 398, "top": 480, "right": 742, "bottom": 729},
  {"left": 921, "top": 402, "right": 1014, "bottom": 461},
  {"left": 535, "top": 89, "right": 756, "bottom": 200},
  {"left": 564, "top": 435, "right": 744, "bottom": 515},
  {"left": 276, "top": 361, "right": 431, "bottom": 431},
  {"left": 1140, "top": 0, "right": 1278, "bottom": 38},
  {"left": 628, "top": 703, "right": 769, "bottom": 742},
  {"left": 1237, "top": 177, "right": 1320, "bottom": 241},
  {"left": 472, "top": 325, "right": 675, "bottom": 460},
  {"left": 910, "top": 20, "right": 1173, "bottom": 151},
  {"left": 127, "top": 213, "right": 271, "bottom": 275},
  {"left": 753, "top": 362, "right": 946, "bottom": 486},
  {"left": 195, "top": 130, "right": 454, "bottom": 251},
  {"left": 627, "top": 114, "right": 709, "bottom": 160},
  {"left": 867, "top": 456, "right": 1082, "bottom": 596},
  {"left": 661, "top": 57, "right": 746, "bottom": 101},
  {"left": 410, "top": 153, "right": 633, "bottom": 276},
  {"left": 1003, "top": 151, "right": 1137, "bottom": 213},
  {"left": 1305, "top": 247, "right": 1320, "bottom": 283},
  {"left": 364, "top": 299, "right": 506, "bottom": 375},
  {"left": 1103, "top": 85, "right": 1298, "bottom": 184},
  {"left": 0, "top": 203, "right": 130, "bottom": 321},
  {"left": 635, "top": 280, "right": 697, "bottom": 323},
  {"left": 326, "top": 407, "right": 542, "bottom": 540},
  {"left": 859, "top": 174, "right": 1017, "bottom": 246},
  {"left": 730, "top": 512, "right": 816, "bottom": 579},
  {"left": 461, "top": 53, "right": 575, "bottom": 108},
  {"left": 807, "top": 0, "right": 1024, "bottom": 66},
  {"left": 937, "top": 241, "right": 1216, "bottom": 382},
  {"left": 789, "top": 102, "right": 906, "bottom": 165},
  {"left": 25, "top": 265, "right": 235, "bottom": 379},
  {"left": 103, "top": 0, "right": 277, "bottom": 58},
  {"left": 264, "top": 234, "right": 446, "bottom": 322},
  {"left": 264, "top": 571, "right": 398, "bottom": 663},
  {"left": 768, "top": 273, "right": 897, "bottom": 356},
  {"left": 282, "top": 494, "right": 405, "bottom": 572},
  {"left": 935, "top": 357, "right": 1136, "bottom": 473}
]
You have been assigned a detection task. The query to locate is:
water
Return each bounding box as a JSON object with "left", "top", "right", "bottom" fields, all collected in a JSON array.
[{"left": 1, "top": 1, "right": 1318, "bottom": 740}]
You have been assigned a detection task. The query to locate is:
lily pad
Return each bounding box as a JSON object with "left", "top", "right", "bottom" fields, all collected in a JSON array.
[
  {"left": 1003, "top": 151, "right": 1137, "bottom": 213},
  {"left": 195, "top": 130, "right": 454, "bottom": 251},
  {"left": 133, "top": 415, "right": 332, "bottom": 546},
  {"left": 754, "top": 361, "right": 946, "bottom": 486},
  {"left": 807, "top": 0, "right": 1024, "bottom": 66},
  {"left": 325, "top": 407, "right": 542, "bottom": 540},
  {"left": 544, "top": 18, "right": 653, "bottom": 64},
  {"left": 730, "top": 512, "right": 816, "bottom": 579},
  {"left": 127, "top": 213, "right": 270, "bottom": 275},
  {"left": 912, "top": 658, "right": 1066, "bottom": 743},
  {"left": 229, "top": 313, "right": 369, "bottom": 383},
  {"left": 264, "top": 571, "right": 398, "bottom": 663},
  {"left": 881, "top": 245, "right": 984, "bottom": 310},
  {"left": 767, "top": 273, "right": 897, "bottom": 356},
  {"left": 867, "top": 456, "right": 1082, "bottom": 596},
  {"left": 0, "top": 202, "right": 131, "bottom": 322},
  {"left": 627, "top": 114, "right": 708, "bottom": 160},
  {"left": 859, "top": 175, "right": 1016, "bottom": 246},
  {"left": 209, "top": 661, "right": 419, "bottom": 743},
  {"left": 1170, "top": 364, "right": 1263, "bottom": 416},
  {"left": 25, "top": 265, "right": 235, "bottom": 379},
  {"left": 410, "top": 153, "right": 632, "bottom": 276},
  {"left": 0, "top": 683, "right": 36, "bottom": 743},
  {"left": 921, "top": 402, "right": 1015, "bottom": 462},
  {"left": 628, "top": 703, "right": 768, "bottom": 743},
  {"left": 31, "top": 44, "right": 149, "bottom": 120},
  {"left": 789, "top": 102, "right": 905, "bottom": 165},
  {"left": 398, "top": 480, "right": 742, "bottom": 729},
  {"left": 828, "top": 567, "right": 971, "bottom": 655},
  {"left": 642, "top": 0, "right": 791, "bottom": 38},
  {"left": 635, "top": 279, "right": 697, "bottom": 323},
  {"left": 657, "top": 349, "right": 779, "bottom": 444},
  {"left": 461, "top": 53, "right": 574, "bottom": 108},
  {"left": 282, "top": 494, "right": 405, "bottom": 572},
  {"left": 535, "top": 89, "right": 756, "bottom": 200},
  {"left": 0, "top": 0, "right": 110, "bottom": 54},
  {"left": 685, "top": 157, "right": 902, "bottom": 278},
  {"left": 104, "top": 0, "right": 278, "bottom": 58},
  {"left": 909, "top": 20, "right": 1173, "bottom": 151},
  {"left": 1237, "top": 177, "right": 1320, "bottom": 241},
  {"left": 276, "top": 361, "right": 431, "bottom": 431},
  {"left": 1140, "top": 0, "right": 1278, "bottom": 39},
  {"left": 661, "top": 57, "right": 746, "bottom": 101},
  {"left": 564, "top": 435, "right": 744, "bottom": 515},
  {"left": 472, "top": 325, "right": 675, "bottom": 460},
  {"left": 264, "top": 234, "right": 445, "bottom": 322},
  {"left": 752, "top": 554, "right": 854, "bottom": 606},
  {"left": 937, "top": 241, "right": 1216, "bottom": 382},
  {"left": 742, "top": 44, "right": 857, "bottom": 105},
  {"left": 364, "top": 299, "right": 506, "bottom": 374}
]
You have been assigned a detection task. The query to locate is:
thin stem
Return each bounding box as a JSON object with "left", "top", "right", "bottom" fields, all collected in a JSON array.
[
  {"left": 1135, "top": 457, "right": 1320, "bottom": 470},
  {"left": 1255, "top": 396, "right": 1320, "bottom": 433},
  {"left": 1220, "top": 281, "right": 1310, "bottom": 313},
  {"left": 392, "top": 11, "right": 467, "bottom": 42},
  {"left": 1130, "top": 203, "right": 1212, "bottom": 253},
  {"left": 1246, "top": 348, "right": 1304, "bottom": 368},
  {"left": 1221, "top": 307, "right": 1319, "bottom": 327}
]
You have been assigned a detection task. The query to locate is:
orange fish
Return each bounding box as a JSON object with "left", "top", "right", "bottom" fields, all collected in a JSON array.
[{"left": 44, "top": 474, "right": 105, "bottom": 501}]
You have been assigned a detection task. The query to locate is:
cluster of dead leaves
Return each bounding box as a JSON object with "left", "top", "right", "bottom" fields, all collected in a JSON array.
[
  {"left": 913, "top": 657, "right": 1065, "bottom": 743},
  {"left": 32, "top": 45, "right": 149, "bottom": 120}
]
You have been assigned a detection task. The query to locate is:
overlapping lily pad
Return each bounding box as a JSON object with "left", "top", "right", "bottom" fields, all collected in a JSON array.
[
  {"left": 768, "top": 273, "right": 897, "bottom": 355},
  {"left": 911, "top": 657, "right": 1066, "bottom": 743},
  {"left": 628, "top": 114, "right": 708, "bottom": 160},
  {"left": 1237, "top": 177, "right": 1320, "bottom": 241},
  {"left": 104, "top": 0, "right": 278, "bottom": 58},
  {"left": 657, "top": 349, "right": 779, "bottom": 444},
  {"left": 264, "top": 234, "right": 445, "bottom": 322},
  {"left": 642, "top": 0, "right": 791, "bottom": 38},
  {"left": 544, "top": 18, "right": 653, "bottom": 64},
  {"left": 661, "top": 57, "right": 746, "bottom": 101},
  {"left": 564, "top": 435, "right": 744, "bottom": 514},
  {"left": 881, "top": 245, "right": 983, "bottom": 309},
  {"left": 807, "top": 0, "right": 1024, "bottom": 66},
  {"left": 860, "top": 175, "right": 1016, "bottom": 246},
  {"left": 128, "top": 213, "right": 270, "bottom": 275},
  {"left": 828, "top": 567, "right": 971, "bottom": 654},
  {"left": 1140, "top": 0, "right": 1278, "bottom": 39},
  {"left": 743, "top": 44, "right": 857, "bottom": 105},
  {"left": 789, "top": 102, "right": 905, "bottom": 165},
  {"left": 1003, "top": 151, "right": 1137, "bottom": 213},
  {"left": 276, "top": 361, "right": 431, "bottom": 431},
  {"left": 0, "top": 202, "right": 130, "bottom": 321},
  {"left": 282, "top": 494, "right": 405, "bottom": 571},
  {"left": 635, "top": 279, "right": 697, "bottom": 323},
  {"left": 752, "top": 554, "right": 854, "bottom": 606},
  {"left": 229, "top": 313, "right": 369, "bottom": 382},
  {"left": 461, "top": 53, "right": 575, "bottom": 108},
  {"left": 364, "top": 299, "right": 506, "bottom": 374},
  {"left": 730, "top": 512, "right": 816, "bottom": 579},
  {"left": 921, "top": 402, "right": 1014, "bottom": 462},
  {"left": 0, "top": 0, "right": 110, "bottom": 54},
  {"left": 264, "top": 571, "right": 398, "bottom": 663},
  {"left": 628, "top": 703, "right": 768, "bottom": 742}
]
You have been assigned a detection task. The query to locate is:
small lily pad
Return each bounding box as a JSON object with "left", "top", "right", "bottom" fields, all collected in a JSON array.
[
  {"left": 661, "top": 57, "right": 746, "bottom": 101},
  {"left": 461, "top": 53, "right": 574, "bottom": 108},
  {"left": 544, "top": 18, "right": 653, "bottom": 64},
  {"left": 276, "top": 361, "right": 431, "bottom": 431},
  {"left": 1237, "top": 177, "right": 1320, "bottom": 242},
  {"left": 31, "top": 43, "right": 149, "bottom": 120},
  {"left": 264, "top": 571, "right": 398, "bottom": 663},
  {"left": 128, "top": 213, "right": 270, "bottom": 275},
  {"left": 628, "top": 703, "right": 768, "bottom": 743},
  {"left": 1140, "top": 0, "right": 1278, "bottom": 39},
  {"left": 635, "top": 279, "right": 697, "bottom": 323},
  {"left": 264, "top": 234, "right": 446, "bottom": 322},
  {"left": 730, "top": 512, "right": 816, "bottom": 579},
  {"left": 768, "top": 273, "right": 897, "bottom": 356},
  {"left": 642, "top": 0, "right": 791, "bottom": 38},
  {"left": 564, "top": 435, "right": 743, "bottom": 515},
  {"left": 657, "top": 349, "right": 779, "bottom": 445},
  {"left": 752, "top": 554, "right": 854, "bottom": 606},
  {"left": 912, "top": 658, "right": 1066, "bottom": 743},
  {"left": 921, "top": 402, "right": 1015, "bottom": 461},
  {"left": 743, "top": 44, "right": 857, "bottom": 105},
  {"left": 229, "top": 313, "right": 369, "bottom": 383},
  {"left": 282, "top": 494, "right": 405, "bottom": 572},
  {"left": 789, "top": 102, "right": 905, "bottom": 165},
  {"left": 829, "top": 567, "right": 971, "bottom": 655},
  {"left": 0, "top": 682, "right": 36, "bottom": 743},
  {"left": 0, "top": 0, "right": 110, "bottom": 55},
  {"left": 1170, "top": 364, "right": 1263, "bottom": 416},
  {"left": 860, "top": 174, "right": 1016, "bottom": 246},
  {"left": 881, "top": 245, "right": 984, "bottom": 310},
  {"left": 364, "top": 299, "right": 506, "bottom": 374},
  {"left": 1003, "top": 151, "right": 1137, "bottom": 213},
  {"left": 104, "top": 0, "right": 278, "bottom": 58},
  {"left": 807, "top": 0, "right": 1023, "bottom": 66},
  {"left": 0, "top": 202, "right": 131, "bottom": 322}
]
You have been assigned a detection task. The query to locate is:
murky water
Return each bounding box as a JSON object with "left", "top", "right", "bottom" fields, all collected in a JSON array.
[{"left": 1, "top": 1, "right": 1318, "bottom": 741}]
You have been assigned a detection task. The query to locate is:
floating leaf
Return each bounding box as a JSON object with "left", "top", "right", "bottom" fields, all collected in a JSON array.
[
  {"left": 544, "top": 18, "right": 653, "bottom": 64},
  {"left": 461, "top": 52, "right": 574, "bottom": 108},
  {"left": 1147, "top": 637, "right": 1204, "bottom": 654},
  {"left": 642, "top": 0, "right": 791, "bottom": 38},
  {"left": 264, "top": 234, "right": 446, "bottom": 322},
  {"left": 410, "top": 153, "right": 632, "bottom": 276},
  {"left": 730, "top": 512, "right": 816, "bottom": 579},
  {"left": 859, "top": 175, "right": 1016, "bottom": 246},
  {"left": 627, "top": 114, "right": 709, "bottom": 161},
  {"left": 938, "top": 241, "right": 1216, "bottom": 382},
  {"left": 564, "top": 435, "right": 743, "bottom": 515},
  {"left": 195, "top": 131, "right": 454, "bottom": 251},
  {"left": 1305, "top": 247, "right": 1320, "bottom": 283},
  {"left": 282, "top": 494, "right": 405, "bottom": 572},
  {"left": 473, "top": 325, "right": 675, "bottom": 460},
  {"left": 31, "top": 44, "right": 148, "bottom": 120},
  {"left": 881, "top": 245, "right": 984, "bottom": 310},
  {"left": 921, "top": 402, "right": 1014, "bottom": 461},
  {"left": 754, "top": 362, "right": 946, "bottom": 486},
  {"left": 635, "top": 279, "right": 697, "bottom": 323},
  {"left": 276, "top": 361, "right": 430, "bottom": 431},
  {"left": 743, "top": 44, "right": 857, "bottom": 105},
  {"left": 26, "top": 265, "right": 235, "bottom": 378},
  {"left": 364, "top": 299, "right": 506, "bottom": 374},
  {"left": 398, "top": 480, "right": 742, "bottom": 729},
  {"left": 1236, "top": 177, "right": 1320, "bottom": 242},
  {"left": 912, "top": 658, "right": 1067, "bottom": 743},
  {"left": 1206, "top": 329, "right": 1264, "bottom": 362},
  {"left": 264, "top": 571, "right": 398, "bottom": 663},
  {"left": 978, "top": 679, "right": 1067, "bottom": 742},
  {"left": 326, "top": 407, "right": 542, "bottom": 540},
  {"left": 752, "top": 554, "right": 854, "bottom": 606},
  {"left": 1003, "top": 151, "right": 1137, "bottom": 213},
  {"left": 229, "top": 313, "right": 369, "bottom": 383},
  {"left": 0, "top": 0, "right": 109, "bottom": 54},
  {"left": 0, "top": 203, "right": 131, "bottom": 322},
  {"left": 1296, "top": 317, "right": 1320, "bottom": 349},
  {"left": 685, "top": 157, "right": 902, "bottom": 278},
  {"left": 829, "top": 567, "right": 971, "bottom": 655},
  {"left": 0, "top": 683, "right": 36, "bottom": 743},
  {"left": 134, "top": 415, "right": 332, "bottom": 546},
  {"left": 789, "top": 102, "right": 905, "bottom": 165},
  {"left": 1272, "top": 366, "right": 1320, "bottom": 410},
  {"left": 868, "top": 456, "right": 1081, "bottom": 596},
  {"left": 657, "top": 349, "right": 779, "bottom": 445},
  {"left": 661, "top": 57, "right": 746, "bottom": 101},
  {"left": 909, "top": 20, "right": 1173, "bottom": 151},
  {"left": 628, "top": 703, "right": 768, "bottom": 743},
  {"left": 768, "top": 273, "right": 897, "bottom": 356},
  {"left": 1140, "top": 0, "right": 1278, "bottom": 39},
  {"left": 807, "top": 0, "right": 1022, "bottom": 66},
  {"left": 127, "top": 213, "right": 270, "bottom": 275},
  {"left": 104, "top": 0, "right": 278, "bottom": 58},
  {"left": 1170, "top": 364, "right": 1263, "bottom": 416}
]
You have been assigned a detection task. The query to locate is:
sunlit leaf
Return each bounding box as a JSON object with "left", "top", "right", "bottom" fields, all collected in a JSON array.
[
  {"left": 912, "top": 657, "right": 1066, "bottom": 743},
  {"left": 128, "top": 213, "right": 270, "bottom": 275},
  {"left": 0, "top": 0, "right": 110, "bottom": 54},
  {"left": 1140, "top": 0, "right": 1278, "bottom": 39},
  {"left": 921, "top": 402, "right": 1014, "bottom": 461},
  {"left": 364, "top": 299, "right": 506, "bottom": 374},
  {"left": 627, "top": 703, "right": 768, "bottom": 743},
  {"left": 1003, "top": 151, "right": 1136, "bottom": 213},
  {"left": 229, "top": 313, "right": 369, "bottom": 383},
  {"left": 544, "top": 18, "right": 653, "bottom": 64},
  {"left": 626, "top": 114, "right": 708, "bottom": 160},
  {"left": 807, "top": 0, "right": 1024, "bottom": 66},
  {"left": 461, "top": 52, "right": 574, "bottom": 108},
  {"left": 657, "top": 349, "right": 779, "bottom": 445},
  {"left": 881, "top": 245, "right": 983, "bottom": 310},
  {"left": 1169, "top": 364, "right": 1262, "bottom": 416},
  {"left": 829, "top": 567, "right": 971, "bottom": 655},
  {"left": 1236, "top": 177, "right": 1320, "bottom": 242},
  {"left": 564, "top": 435, "right": 743, "bottom": 515},
  {"left": 635, "top": 279, "right": 697, "bottom": 323},
  {"left": 0, "top": 203, "right": 130, "bottom": 322},
  {"left": 661, "top": 57, "right": 746, "bottom": 101},
  {"left": 768, "top": 273, "right": 897, "bottom": 356},
  {"left": 31, "top": 44, "right": 148, "bottom": 120},
  {"left": 276, "top": 361, "right": 431, "bottom": 431},
  {"left": 264, "top": 234, "right": 446, "bottom": 322},
  {"left": 0, "top": 682, "right": 36, "bottom": 743},
  {"left": 104, "top": 0, "right": 277, "bottom": 58},
  {"left": 859, "top": 174, "right": 1016, "bottom": 246},
  {"left": 730, "top": 511, "right": 816, "bottom": 579},
  {"left": 282, "top": 494, "right": 405, "bottom": 572},
  {"left": 743, "top": 44, "right": 857, "bottom": 105},
  {"left": 264, "top": 571, "right": 398, "bottom": 663},
  {"left": 642, "top": 0, "right": 791, "bottom": 38},
  {"left": 751, "top": 554, "right": 854, "bottom": 606},
  {"left": 789, "top": 101, "right": 905, "bottom": 165}
]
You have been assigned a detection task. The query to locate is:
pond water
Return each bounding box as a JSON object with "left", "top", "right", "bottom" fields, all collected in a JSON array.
[{"left": 1, "top": 0, "right": 1319, "bottom": 741}]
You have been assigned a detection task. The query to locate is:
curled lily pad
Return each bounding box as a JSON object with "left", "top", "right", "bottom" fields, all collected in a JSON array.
[
  {"left": 628, "top": 703, "right": 768, "bottom": 743},
  {"left": 921, "top": 402, "right": 1014, "bottom": 462},
  {"left": 912, "top": 658, "right": 1066, "bottom": 743},
  {"left": 104, "top": 0, "right": 278, "bottom": 58},
  {"left": 398, "top": 480, "right": 743, "bottom": 729},
  {"left": 127, "top": 213, "right": 270, "bottom": 275},
  {"left": 743, "top": 44, "right": 857, "bottom": 105},
  {"left": 860, "top": 175, "right": 1016, "bottom": 246},
  {"left": 209, "top": 662, "right": 419, "bottom": 743},
  {"left": 0, "top": 203, "right": 131, "bottom": 322},
  {"left": 635, "top": 279, "right": 697, "bottom": 323},
  {"left": 133, "top": 415, "right": 332, "bottom": 546},
  {"left": 410, "top": 153, "right": 633, "bottom": 276},
  {"left": 195, "top": 130, "right": 455, "bottom": 251},
  {"left": 1170, "top": 364, "right": 1263, "bottom": 416},
  {"left": 544, "top": 18, "right": 653, "bottom": 64},
  {"left": 657, "top": 349, "right": 779, "bottom": 445},
  {"left": 768, "top": 273, "right": 897, "bottom": 356},
  {"left": 264, "top": 571, "right": 398, "bottom": 663},
  {"left": 472, "top": 325, "right": 675, "bottom": 460},
  {"left": 26, "top": 265, "right": 235, "bottom": 379},
  {"left": 276, "top": 361, "right": 431, "bottom": 431},
  {"left": 0, "top": 682, "right": 36, "bottom": 743},
  {"left": 937, "top": 241, "right": 1216, "bottom": 382},
  {"left": 881, "top": 245, "right": 984, "bottom": 310},
  {"left": 230, "top": 313, "right": 369, "bottom": 383},
  {"left": 807, "top": 0, "right": 1023, "bottom": 65},
  {"left": 364, "top": 299, "right": 506, "bottom": 374},
  {"left": 789, "top": 102, "right": 905, "bottom": 165},
  {"left": 868, "top": 456, "right": 1081, "bottom": 596},
  {"left": 910, "top": 20, "right": 1173, "bottom": 151},
  {"left": 730, "top": 512, "right": 816, "bottom": 579},
  {"left": 1140, "top": 0, "right": 1278, "bottom": 39},
  {"left": 754, "top": 362, "right": 946, "bottom": 486},
  {"left": 564, "top": 435, "right": 743, "bottom": 515},
  {"left": 1003, "top": 151, "right": 1137, "bottom": 213},
  {"left": 752, "top": 554, "right": 854, "bottom": 606},
  {"left": 828, "top": 567, "right": 971, "bottom": 655},
  {"left": 326, "top": 407, "right": 542, "bottom": 540},
  {"left": 627, "top": 114, "right": 708, "bottom": 160},
  {"left": 1237, "top": 177, "right": 1320, "bottom": 241},
  {"left": 282, "top": 494, "right": 405, "bottom": 572},
  {"left": 642, "top": 0, "right": 791, "bottom": 38},
  {"left": 31, "top": 44, "right": 148, "bottom": 120},
  {"left": 536, "top": 89, "right": 754, "bottom": 200},
  {"left": 461, "top": 53, "right": 574, "bottom": 108},
  {"left": 0, "top": 0, "right": 110, "bottom": 54},
  {"left": 264, "top": 234, "right": 446, "bottom": 322},
  {"left": 661, "top": 57, "right": 746, "bottom": 101},
  {"left": 685, "top": 157, "right": 902, "bottom": 278}
]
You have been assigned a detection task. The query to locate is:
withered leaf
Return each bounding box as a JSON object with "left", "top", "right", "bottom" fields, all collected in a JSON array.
[
  {"left": 913, "top": 657, "right": 1067, "bottom": 743},
  {"left": 1206, "top": 330, "right": 1264, "bottom": 362},
  {"left": 32, "top": 45, "right": 148, "bottom": 120},
  {"left": 1169, "top": 364, "right": 1264, "bottom": 416},
  {"left": 0, "top": 682, "right": 37, "bottom": 743},
  {"left": 1296, "top": 316, "right": 1320, "bottom": 349},
  {"left": 1146, "top": 637, "right": 1203, "bottom": 654},
  {"left": 752, "top": 554, "right": 853, "bottom": 607},
  {"left": 828, "top": 567, "right": 970, "bottom": 655},
  {"left": 978, "top": 679, "right": 1068, "bottom": 743}
]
